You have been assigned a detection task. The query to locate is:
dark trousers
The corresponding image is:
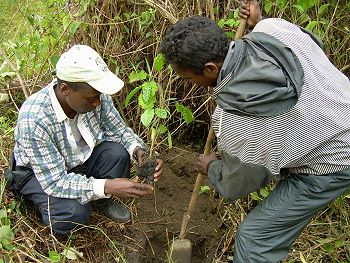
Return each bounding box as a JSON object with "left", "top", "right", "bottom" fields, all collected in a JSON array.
[
  {"left": 233, "top": 168, "right": 350, "bottom": 262},
  {"left": 9, "top": 142, "right": 130, "bottom": 235}
]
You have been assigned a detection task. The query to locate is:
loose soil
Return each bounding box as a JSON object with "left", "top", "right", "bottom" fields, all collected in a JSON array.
[
  {"left": 126, "top": 146, "right": 227, "bottom": 263},
  {"left": 83, "top": 146, "right": 229, "bottom": 263}
]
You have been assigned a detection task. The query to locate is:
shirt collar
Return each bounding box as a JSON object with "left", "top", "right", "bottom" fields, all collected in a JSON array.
[
  {"left": 49, "top": 79, "right": 69, "bottom": 123},
  {"left": 213, "top": 41, "right": 235, "bottom": 97}
]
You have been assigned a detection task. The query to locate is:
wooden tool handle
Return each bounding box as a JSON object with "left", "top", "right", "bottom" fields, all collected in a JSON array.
[
  {"left": 235, "top": 18, "right": 247, "bottom": 40},
  {"left": 179, "top": 127, "right": 215, "bottom": 239}
]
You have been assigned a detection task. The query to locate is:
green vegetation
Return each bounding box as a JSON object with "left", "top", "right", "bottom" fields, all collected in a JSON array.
[{"left": 0, "top": 0, "right": 349, "bottom": 262}]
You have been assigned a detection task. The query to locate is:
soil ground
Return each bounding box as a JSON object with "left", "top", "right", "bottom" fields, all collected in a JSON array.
[
  {"left": 127, "top": 146, "right": 226, "bottom": 263},
  {"left": 77, "top": 146, "right": 229, "bottom": 263}
]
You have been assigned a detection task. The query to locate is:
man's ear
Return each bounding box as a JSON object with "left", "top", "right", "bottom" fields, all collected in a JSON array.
[
  {"left": 203, "top": 62, "right": 220, "bottom": 78},
  {"left": 59, "top": 82, "right": 70, "bottom": 96}
]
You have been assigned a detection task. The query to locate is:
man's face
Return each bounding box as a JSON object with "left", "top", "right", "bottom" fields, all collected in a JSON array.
[
  {"left": 171, "top": 64, "right": 219, "bottom": 87},
  {"left": 64, "top": 83, "right": 102, "bottom": 114}
]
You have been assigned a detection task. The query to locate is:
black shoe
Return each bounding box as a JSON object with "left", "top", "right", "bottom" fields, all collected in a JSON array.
[{"left": 94, "top": 199, "right": 131, "bottom": 223}]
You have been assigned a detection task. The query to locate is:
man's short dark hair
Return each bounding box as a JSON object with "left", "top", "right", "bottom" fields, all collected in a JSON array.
[{"left": 160, "top": 16, "right": 229, "bottom": 74}]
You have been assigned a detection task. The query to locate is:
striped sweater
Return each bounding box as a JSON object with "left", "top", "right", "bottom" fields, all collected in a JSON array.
[{"left": 208, "top": 18, "right": 350, "bottom": 200}]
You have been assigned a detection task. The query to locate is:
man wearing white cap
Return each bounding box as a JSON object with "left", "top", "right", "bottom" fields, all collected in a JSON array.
[{"left": 5, "top": 45, "right": 163, "bottom": 235}]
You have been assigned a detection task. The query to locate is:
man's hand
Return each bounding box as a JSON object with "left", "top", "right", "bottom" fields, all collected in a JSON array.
[
  {"left": 104, "top": 178, "right": 153, "bottom": 198},
  {"left": 239, "top": 0, "right": 262, "bottom": 27},
  {"left": 154, "top": 158, "right": 163, "bottom": 182},
  {"left": 196, "top": 152, "right": 218, "bottom": 176},
  {"left": 133, "top": 146, "right": 147, "bottom": 165},
  {"left": 133, "top": 146, "right": 164, "bottom": 182}
]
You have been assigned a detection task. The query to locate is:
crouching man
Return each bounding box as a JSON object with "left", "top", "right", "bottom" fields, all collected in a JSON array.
[{"left": 5, "top": 45, "right": 163, "bottom": 235}]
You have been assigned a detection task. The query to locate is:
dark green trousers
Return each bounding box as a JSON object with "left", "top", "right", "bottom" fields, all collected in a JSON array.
[{"left": 233, "top": 169, "right": 350, "bottom": 262}]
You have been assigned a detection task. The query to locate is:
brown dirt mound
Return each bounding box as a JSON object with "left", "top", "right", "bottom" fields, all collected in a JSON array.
[{"left": 126, "top": 146, "right": 227, "bottom": 262}]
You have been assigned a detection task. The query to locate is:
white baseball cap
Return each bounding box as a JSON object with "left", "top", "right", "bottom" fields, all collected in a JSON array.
[{"left": 56, "top": 45, "right": 124, "bottom": 94}]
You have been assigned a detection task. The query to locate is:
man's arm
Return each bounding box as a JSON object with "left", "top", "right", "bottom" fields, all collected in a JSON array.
[
  {"left": 207, "top": 151, "right": 274, "bottom": 201},
  {"left": 19, "top": 122, "right": 96, "bottom": 204},
  {"left": 100, "top": 94, "right": 146, "bottom": 159},
  {"left": 100, "top": 95, "right": 164, "bottom": 182}
]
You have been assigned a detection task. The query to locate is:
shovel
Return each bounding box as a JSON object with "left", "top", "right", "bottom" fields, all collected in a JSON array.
[{"left": 170, "top": 15, "right": 248, "bottom": 263}]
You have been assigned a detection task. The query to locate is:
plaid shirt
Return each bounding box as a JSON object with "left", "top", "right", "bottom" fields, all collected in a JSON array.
[{"left": 14, "top": 80, "right": 145, "bottom": 204}]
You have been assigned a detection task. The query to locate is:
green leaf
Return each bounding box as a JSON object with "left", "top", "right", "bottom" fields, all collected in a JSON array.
[
  {"left": 299, "top": 13, "right": 310, "bottom": 24},
  {"left": 9, "top": 200, "right": 16, "bottom": 211},
  {"left": 62, "top": 15, "right": 72, "bottom": 30},
  {"left": 142, "top": 83, "right": 152, "bottom": 103},
  {"left": 264, "top": 2, "right": 273, "bottom": 14},
  {"left": 297, "top": 0, "right": 318, "bottom": 11},
  {"left": 141, "top": 109, "right": 155, "bottom": 127},
  {"left": 224, "top": 19, "right": 237, "bottom": 28},
  {"left": 318, "top": 4, "right": 330, "bottom": 16},
  {"left": 225, "top": 32, "right": 235, "bottom": 38},
  {"left": 69, "top": 21, "right": 81, "bottom": 35},
  {"left": 0, "top": 209, "right": 7, "bottom": 219},
  {"left": 250, "top": 191, "right": 262, "bottom": 201},
  {"left": 335, "top": 239, "right": 345, "bottom": 248},
  {"left": 142, "top": 81, "right": 158, "bottom": 104},
  {"left": 0, "top": 71, "right": 15, "bottom": 79},
  {"left": 260, "top": 188, "right": 270, "bottom": 198},
  {"left": 167, "top": 131, "right": 173, "bottom": 149},
  {"left": 128, "top": 70, "right": 148, "bottom": 83},
  {"left": 138, "top": 94, "right": 155, "bottom": 109},
  {"left": 155, "top": 108, "right": 167, "bottom": 119},
  {"left": 124, "top": 86, "right": 142, "bottom": 107},
  {"left": 175, "top": 103, "right": 194, "bottom": 124},
  {"left": 277, "top": 0, "right": 287, "bottom": 9},
  {"left": 154, "top": 53, "right": 165, "bottom": 72},
  {"left": 0, "top": 225, "right": 11, "bottom": 238},
  {"left": 49, "top": 251, "right": 61, "bottom": 262},
  {"left": 61, "top": 247, "right": 83, "bottom": 260},
  {"left": 158, "top": 124, "right": 168, "bottom": 134},
  {"left": 4, "top": 243, "right": 15, "bottom": 251},
  {"left": 306, "top": 21, "right": 317, "bottom": 31},
  {"left": 217, "top": 19, "right": 225, "bottom": 28},
  {"left": 323, "top": 244, "right": 335, "bottom": 253},
  {"left": 199, "top": 185, "right": 210, "bottom": 195},
  {"left": 292, "top": 4, "right": 304, "bottom": 13},
  {"left": 50, "top": 55, "right": 60, "bottom": 67}
]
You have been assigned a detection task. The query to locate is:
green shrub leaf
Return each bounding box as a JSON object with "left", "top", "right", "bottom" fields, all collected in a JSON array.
[
  {"left": 175, "top": 103, "right": 194, "bottom": 124},
  {"left": 264, "top": 1, "right": 273, "bottom": 14},
  {"left": 141, "top": 109, "right": 154, "bottom": 127},
  {"left": 158, "top": 124, "right": 167, "bottom": 134},
  {"left": 154, "top": 53, "right": 165, "bottom": 72},
  {"left": 129, "top": 70, "right": 147, "bottom": 83},
  {"left": 49, "top": 251, "right": 61, "bottom": 262},
  {"left": 69, "top": 21, "right": 81, "bottom": 35},
  {"left": 155, "top": 108, "right": 167, "bottom": 119},
  {"left": 0, "top": 209, "right": 7, "bottom": 219},
  {"left": 124, "top": 86, "right": 142, "bottom": 107}
]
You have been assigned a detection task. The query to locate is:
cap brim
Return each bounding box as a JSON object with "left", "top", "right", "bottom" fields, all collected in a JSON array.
[{"left": 87, "top": 71, "right": 124, "bottom": 95}]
